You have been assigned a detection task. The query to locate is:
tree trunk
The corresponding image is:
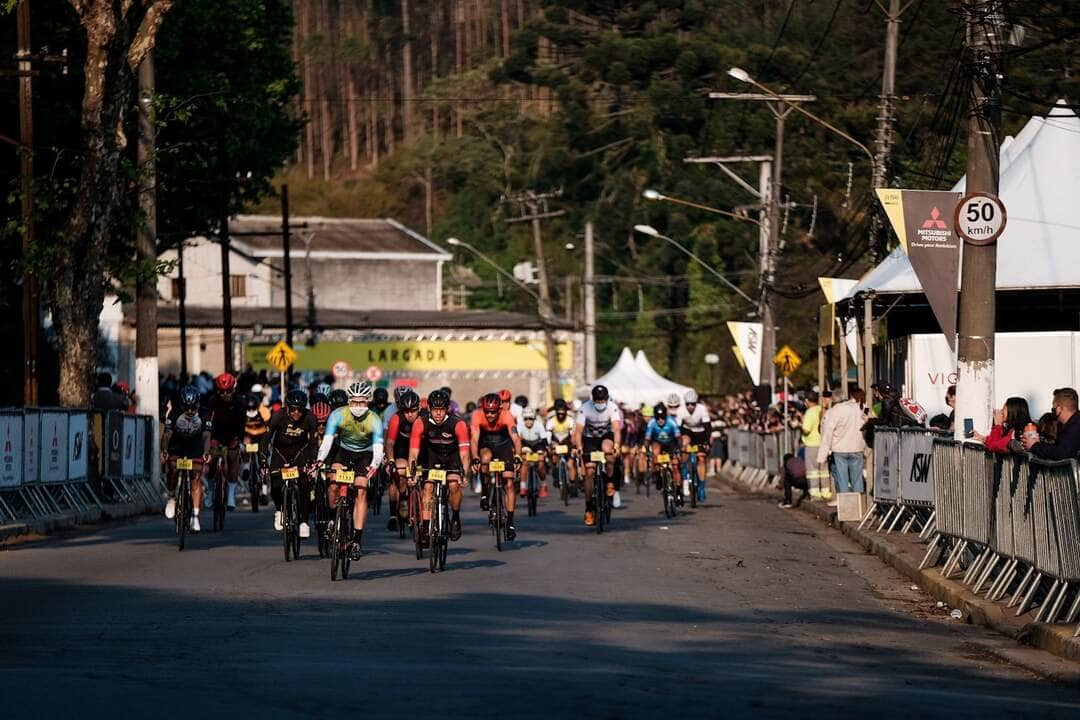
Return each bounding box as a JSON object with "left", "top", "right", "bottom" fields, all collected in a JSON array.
[
  {"left": 301, "top": 1, "right": 316, "bottom": 179},
  {"left": 400, "top": 0, "right": 414, "bottom": 142},
  {"left": 454, "top": 0, "right": 464, "bottom": 136},
  {"left": 344, "top": 66, "right": 359, "bottom": 171},
  {"left": 430, "top": 0, "right": 440, "bottom": 138},
  {"left": 500, "top": 0, "right": 511, "bottom": 57},
  {"left": 368, "top": 87, "right": 379, "bottom": 168}
]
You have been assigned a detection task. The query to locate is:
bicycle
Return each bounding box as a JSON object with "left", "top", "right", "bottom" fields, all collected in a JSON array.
[
  {"left": 684, "top": 444, "right": 706, "bottom": 509},
  {"left": 390, "top": 463, "right": 409, "bottom": 540},
  {"left": 173, "top": 457, "right": 196, "bottom": 551},
  {"left": 656, "top": 452, "right": 679, "bottom": 519},
  {"left": 487, "top": 459, "right": 509, "bottom": 551},
  {"left": 633, "top": 448, "right": 650, "bottom": 498},
  {"left": 369, "top": 465, "right": 387, "bottom": 516},
  {"left": 554, "top": 444, "right": 572, "bottom": 506},
  {"left": 590, "top": 450, "right": 612, "bottom": 533},
  {"left": 425, "top": 466, "right": 451, "bottom": 573},
  {"left": 278, "top": 464, "right": 302, "bottom": 562},
  {"left": 242, "top": 441, "right": 262, "bottom": 513},
  {"left": 313, "top": 466, "right": 331, "bottom": 558},
  {"left": 207, "top": 445, "right": 229, "bottom": 532},
  {"left": 328, "top": 469, "right": 356, "bottom": 581},
  {"left": 524, "top": 452, "right": 543, "bottom": 517},
  {"left": 409, "top": 466, "right": 425, "bottom": 559}
]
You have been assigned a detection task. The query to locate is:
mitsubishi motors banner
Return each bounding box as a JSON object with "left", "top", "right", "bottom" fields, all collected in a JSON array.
[
  {"left": 877, "top": 189, "right": 962, "bottom": 350},
  {"left": 727, "top": 321, "right": 763, "bottom": 386}
]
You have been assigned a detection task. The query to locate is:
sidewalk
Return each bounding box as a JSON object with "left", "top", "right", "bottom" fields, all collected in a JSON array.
[
  {"left": 718, "top": 461, "right": 1080, "bottom": 668},
  {"left": 0, "top": 497, "right": 160, "bottom": 545}
]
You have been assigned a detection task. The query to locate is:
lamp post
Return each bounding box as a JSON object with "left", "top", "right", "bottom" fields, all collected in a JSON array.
[
  {"left": 704, "top": 352, "right": 720, "bottom": 396},
  {"left": 632, "top": 224, "right": 756, "bottom": 306}
]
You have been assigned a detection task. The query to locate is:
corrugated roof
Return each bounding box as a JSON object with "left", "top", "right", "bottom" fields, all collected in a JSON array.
[{"left": 229, "top": 215, "right": 451, "bottom": 257}]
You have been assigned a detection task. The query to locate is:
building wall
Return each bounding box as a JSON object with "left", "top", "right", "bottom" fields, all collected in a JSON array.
[
  {"left": 271, "top": 258, "right": 440, "bottom": 311},
  {"left": 158, "top": 240, "right": 272, "bottom": 308}
]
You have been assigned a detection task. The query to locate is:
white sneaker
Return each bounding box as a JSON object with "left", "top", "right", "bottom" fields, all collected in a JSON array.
[
  {"left": 274, "top": 510, "right": 283, "bottom": 531},
  {"left": 682, "top": 484, "right": 691, "bottom": 497},
  {"left": 300, "top": 522, "right": 311, "bottom": 539},
  {"left": 190, "top": 515, "right": 201, "bottom": 533},
  {"left": 164, "top": 498, "right": 176, "bottom": 519},
  {"left": 612, "top": 491, "right": 622, "bottom": 509}
]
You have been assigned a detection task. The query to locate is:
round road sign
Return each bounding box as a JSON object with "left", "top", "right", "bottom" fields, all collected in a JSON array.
[
  {"left": 365, "top": 365, "right": 383, "bottom": 382},
  {"left": 954, "top": 192, "right": 1007, "bottom": 246},
  {"left": 331, "top": 360, "right": 351, "bottom": 380}
]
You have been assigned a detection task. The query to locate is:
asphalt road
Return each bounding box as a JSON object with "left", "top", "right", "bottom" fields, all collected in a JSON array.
[{"left": 3, "top": 482, "right": 1079, "bottom": 719}]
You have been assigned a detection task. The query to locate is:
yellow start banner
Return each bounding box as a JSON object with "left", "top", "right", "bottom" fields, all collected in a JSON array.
[{"left": 246, "top": 340, "right": 574, "bottom": 373}]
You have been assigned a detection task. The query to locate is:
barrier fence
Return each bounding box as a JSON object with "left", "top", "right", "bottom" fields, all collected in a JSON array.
[
  {"left": 0, "top": 408, "right": 161, "bottom": 529},
  {"left": 725, "top": 427, "right": 801, "bottom": 490}
]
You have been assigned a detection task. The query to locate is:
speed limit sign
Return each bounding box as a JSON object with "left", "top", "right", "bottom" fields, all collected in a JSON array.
[{"left": 954, "top": 192, "right": 1007, "bottom": 246}]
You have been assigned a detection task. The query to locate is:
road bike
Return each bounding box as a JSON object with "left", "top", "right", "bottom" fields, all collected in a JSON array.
[
  {"left": 313, "top": 466, "right": 331, "bottom": 558},
  {"left": 390, "top": 463, "right": 409, "bottom": 540},
  {"left": 278, "top": 464, "right": 302, "bottom": 562},
  {"left": 173, "top": 457, "right": 196, "bottom": 551},
  {"left": 208, "top": 445, "right": 229, "bottom": 532},
  {"left": 487, "top": 459, "right": 510, "bottom": 551},
  {"left": 328, "top": 469, "right": 356, "bottom": 581},
  {"left": 632, "top": 447, "right": 650, "bottom": 497},
  {"left": 590, "top": 450, "right": 612, "bottom": 533},
  {"left": 524, "top": 451, "right": 543, "bottom": 517},
  {"left": 425, "top": 466, "right": 450, "bottom": 573},
  {"left": 242, "top": 440, "right": 262, "bottom": 513},
  {"left": 409, "top": 466, "right": 425, "bottom": 559},
  {"left": 554, "top": 444, "right": 572, "bottom": 506},
  {"left": 369, "top": 464, "right": 387, "bottom": 516},
  {"left": 656, "top": 452, "right": 679, "bottom": 519}
]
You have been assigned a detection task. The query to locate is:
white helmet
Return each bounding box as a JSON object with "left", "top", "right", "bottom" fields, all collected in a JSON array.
[
  {"left": 665, "top": 392, "right": 681, "bottom": 408},
  {"left": 346, "top": 381, "right": 374, "bottom": 401},
  {"left": 684, "top": 389, "right": 698, "bottom": 404},
  {"left": 316, "top": 382, "right": 332, "bottom": 397},
  {"left": 522, "top": 407, "right": 537, "bottom": 420}
]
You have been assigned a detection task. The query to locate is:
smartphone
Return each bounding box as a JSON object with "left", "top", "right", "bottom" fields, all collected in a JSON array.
[{"left": 963, "top": 417, "right": 974, "bottom": 438}]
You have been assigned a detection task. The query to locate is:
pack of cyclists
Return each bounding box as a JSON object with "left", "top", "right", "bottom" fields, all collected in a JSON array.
[{"left": 160, "top": 375, "right": 713, "bottom": 556}]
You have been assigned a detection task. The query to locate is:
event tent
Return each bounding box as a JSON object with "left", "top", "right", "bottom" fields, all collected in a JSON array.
[
  {"left": 586, "top": 348, "right": 694, "bottom": 407},
  {"left": 846, "top": 100, "right": 1080, "bottom": 298}
]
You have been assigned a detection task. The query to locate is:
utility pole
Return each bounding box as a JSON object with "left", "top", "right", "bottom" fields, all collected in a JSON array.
[
  {"left": 584, "top": 221, "right": 596, "bottom": 382},
  {"left": 16, "top": 0, "right": 38, "bottom": 405},
  {"left": 134, "top": 51, "right": 159, "bottom": 483},
  {"left": 177, "top": 244, "right": 188, "bottom": 378},
  {"left": 281, "top": 184, "right": 294, "bottom": 349},
  {"left": 217, "top": 127, "right": 234, "bottom": 374},
  {"left": 955, "top": 0, "right": 1002, "bottom": 440},
  {"left": 504, "top": 190, "right": 564, "bottom": 401}
]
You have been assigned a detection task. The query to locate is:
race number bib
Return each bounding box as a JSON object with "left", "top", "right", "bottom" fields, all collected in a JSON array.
[
  {"left": 175, "top": 458, "right": 193, "bottom": 471},
  {"left": 590, "top": 451, "right": 606, "bottom": 463},
  {"left": 428, "top": 469, "right": 447, "bottom": 482},
  {"left": 489, "top": 460, "right": 506, "bottom": 472},
  {"left": 525, "top": 453, "right": 541, "bottom": 463},
  {"left": 334, "top": 469, "right": 355, "bottom": 483},
  {"left": 657, "top": 454, "right": 670, "bottom": 464},
  {"left": 244, "top": 443, "right": 260, "bottom": 453},
  {"left": 281, "top": 466, "right": 299, "bottom": 480},
  {"left": 555, "top": 444, "right": 569, "bottom": 455}
]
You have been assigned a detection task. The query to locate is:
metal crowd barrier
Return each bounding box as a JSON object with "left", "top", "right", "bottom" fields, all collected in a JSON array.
[
  {"left": 860, "top": 428, "right": 943, "bottom": 535},
  {"left": 0, "top": 408, "right": 161, "bottom": 529},
  {"left": 722, "top": 428, "right": 804, "bottom": 491}
]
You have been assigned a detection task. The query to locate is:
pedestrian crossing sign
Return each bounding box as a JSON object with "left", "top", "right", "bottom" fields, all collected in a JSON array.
[
  {"left": 773, "top": 345, "right": 802, "bottom": 377},
  {"left": 266, "top": 341, "right": 297, "bottom": 372}
]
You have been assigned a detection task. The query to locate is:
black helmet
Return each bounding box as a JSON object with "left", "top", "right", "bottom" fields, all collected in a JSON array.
[
  {"left": 180, "top": 385, "right": 200, "bottom": 409},
  {"left": 244, "top": 393, "right": 260, "bottom": 411},
  {"left": 554, "top": 398, "right": 568, "bottom": 412},
  {"left": 514, "top": 394, "right": 528, "bottom": 408},
  {"left": 329, "top": 389, "right": 348, "bottom": 409},
  {"left": 653, "top": 403, "right": 667, "bottom": 420},
  {"left": 428, "top": 389, "right": 451, "bottom": 409},
  {"left": 285, "top": 389, "right": 308, "bottom": 409},
  {"left": 373, "top": 387, "right": 389, "bottom": 404},
  {"left": 399, "top": 390, "right": 421, "bottom": 412},
  {"left": 440, "top": 386, "right": 453, "bottom": 398},
  {"left": 592, "top": 385, "right": 609, "bottom": 402}
]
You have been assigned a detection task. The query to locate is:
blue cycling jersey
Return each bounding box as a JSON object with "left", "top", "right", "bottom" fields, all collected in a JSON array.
[
  {"left": 324, "top": 407, "right": 384, "bottom": 453},
  {"left": 645, "top": 418, "right": 680, "bottom": 447}
]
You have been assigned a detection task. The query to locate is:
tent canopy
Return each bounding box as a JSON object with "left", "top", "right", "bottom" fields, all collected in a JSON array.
[
  {"left": 586, "top": 348, "right": 694, "bottom": 408},
  {"left": 846, "top": 100, "right": 1080, "bottom": 298}
]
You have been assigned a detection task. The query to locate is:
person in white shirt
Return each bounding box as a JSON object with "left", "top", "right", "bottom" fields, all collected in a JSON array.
[
  {"left": 675, "top": 390, "right": 711, "bottom": 501},
  {"left": 817, "top": 387, "right": 868, "bottom": 500},
  {"left": 518, "top": 407, "right": 551, "bottom": 498}
]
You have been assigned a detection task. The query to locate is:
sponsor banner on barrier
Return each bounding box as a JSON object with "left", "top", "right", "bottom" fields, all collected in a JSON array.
[
  {"left": 24, "top": 409, "right": 40, "bottom": 484},
  {"left": 41, "top": 411, "right": 69, "bottom": 484},
  {"left": 106, "top": 411, "right": 124, "bottom": 478},
  {"left": 134, "top": 417, "right": 147, "bottom": 478},
  {"left": 68, "top": 413, "right": 89, "bottom": 480},
  {"left": 0, "top": 413, "right": 22, "bottom": 488},
  {"left": 122, "top": 416, "right": 137, "bottom": 478},
  {"left": 874, "top": 430, "right": 899, "bottom": 503},
  {"left": 899, "top": 431, "right": 935, "bottom": 505}
]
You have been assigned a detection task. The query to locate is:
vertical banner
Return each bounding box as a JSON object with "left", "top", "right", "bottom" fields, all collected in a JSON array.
[
  {"left": 23, "top": 409, "right": 40, "bottom": 484},
  {"left": 0, "top": 412, "right": 22, "bottom": 488},
  {"left": 134, "top": 417, "right": 147, "bottom": 478},
  {"left": 899, "top": 429, "right": 936, "bottom": 506},
  {"left": 106, "top": 411, "right": 124, "bottom": 478},
  {"left": 727, "top": 321, "right": 763, "bottom": 386},
  {"left": 873, "top": 429, "right": 900, "bottom": 503},
  {"left": 877, "top": 189, "right": 962, "bottom": 350},
  {"left": 40, "top": 411, "right": 69, "bottom": 484},
  {"left": 122, "top": 416, "right": 137, "bottom": 478},
  {"left": 68, "top": 412, "right": 89, "bottom": 481}
]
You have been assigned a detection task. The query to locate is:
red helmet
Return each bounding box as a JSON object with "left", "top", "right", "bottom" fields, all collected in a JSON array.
[
  {"left": 481, "top": 393, "right": 501, "bottom": 412},
  {"left": 114, "top": 381, "right": 130, "bottom": 395},
  {"left": 215, "top": 373, "right": 236, "bottom": 393},
  {"left": 311, "top": 400, "right": 332, "bottom": 423},
  {"left": 498, "top": 389, "right": 512, "bottom": 402}
]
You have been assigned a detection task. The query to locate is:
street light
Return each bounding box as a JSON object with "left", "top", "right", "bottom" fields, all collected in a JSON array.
[
  {"left": 633, "top": 224, "right": 756, "bottom": 305},
  {"left": 641, "top": 189, "right": 763, "bottom": 228},
  {"left": 704, "top": 352, "right": 720, "bottom": 395},
  {"left": 446, "top": 237, "right": 540, "bottom": 301}
]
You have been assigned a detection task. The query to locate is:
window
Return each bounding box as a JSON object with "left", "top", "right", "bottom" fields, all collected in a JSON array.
[
  {"left": 230, "top": 274, "right": 246, "bottom": 298},
  {"left": 170, "top": 277, "right": 185, "bottom": 301}
]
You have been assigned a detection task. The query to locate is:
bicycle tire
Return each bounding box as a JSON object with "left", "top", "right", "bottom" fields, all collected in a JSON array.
[
  {"left": 214, "top": 470, "right": 226, "bottom": 532},
  {"left": 595, "top": 464, "right": 605, "bottom": 534},
  {"left": 493, "top": 474, "right": 502, "bottom": 552},
  {"left": 249, "top": 454, "right": 260, "bottom": 513},
  {"left": 412, "top": 488, "right": 424, "bottom": 560},
  {"left": 330, "top": 502, "right": 344, "bottom": 581},
  {"left": 291, "top": 485, "right": 301, "bottom": 560},
  {"left": 283, "top": 484, "right": 293, "bottom": 562},
  {"left": 176, "top": 471, "right": 189, "bottom": 551}
]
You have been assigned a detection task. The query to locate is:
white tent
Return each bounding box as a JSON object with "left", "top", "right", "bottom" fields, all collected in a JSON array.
[
  {"left": 846, "top": 100, "right": 1080, "bottom": 298},
  {"left": 586, "top": 348, "right": 694, "bottom": 408},
  {"left": 635, "top": 351, "right": 694, "bottom": 401}
]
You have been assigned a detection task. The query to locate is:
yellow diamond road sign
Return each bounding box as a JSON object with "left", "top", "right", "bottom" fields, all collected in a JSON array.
[
  {"left": 773, "top": 345, "right": 802, "bottom": 377},
  {"left": 265, "top": 341, "right": 297, "bottom": 372}
]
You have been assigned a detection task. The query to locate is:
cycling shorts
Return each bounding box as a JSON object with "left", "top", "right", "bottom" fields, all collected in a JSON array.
[
  {"left": 331, "top": 448, "right": 373, "bottom": 475},
  {"left": 582, "top": 434, "right": 613, "bottom": 458},
  {"left": 683, "top": 429, "right": 710, "bottom": 448},
  {"left": 480, "top": 442, "right": 516, "bottom": 468}
]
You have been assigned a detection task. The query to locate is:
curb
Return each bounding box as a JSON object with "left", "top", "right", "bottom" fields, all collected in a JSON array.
[
  {"left": 0, "top": 500, "right": 159, "bottom": 545},
  {"left": 718, "top": 462, "right": 1080, "bottom": 667}
]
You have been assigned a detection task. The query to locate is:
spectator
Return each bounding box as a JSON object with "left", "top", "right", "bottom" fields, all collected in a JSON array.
[
  {"left": 973, "top": 397, "right": 1031, "bottom": 454},
  {"left": 1023, "top": 388, "right": 1080, "bottom": 460},
  {"left": 817, "top": 387, "right": 868, "bottom": 499},
  {"left": 91, "top": 372, "right": 128, "bottom": 411},
  {"left": 800, "top": 391, "right": 829, "bottom": 500},
  {"left": 779, "top": 453, "right": 809, "bottom": 509},
  {"left": 945, "top": 384, "right": 956, "bottom": 431},
  {"left": 1037, "top": 412, "right": 1058, "bottom": 444}
]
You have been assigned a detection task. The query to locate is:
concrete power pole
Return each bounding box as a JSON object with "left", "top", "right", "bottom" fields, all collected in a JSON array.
[
  {"left": 16, "top": 0, "right": 38, "bottom": 405},
  {"left": 584, "top": 221, "right": 596, "bottom": 382},
  {"left": 135, "top": 52, "right": 160, "bottom": 483},
  {"left": 955, "top": 0, "right": 1002, "bottom": 440}
]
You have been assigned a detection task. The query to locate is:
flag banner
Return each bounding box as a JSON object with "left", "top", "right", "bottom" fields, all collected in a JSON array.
[
  {"left": 817, "top": 277, "right": 857, "bottom": 305},
  {"left": 727, "top": 321, "right": 763, "bottom": 386}
]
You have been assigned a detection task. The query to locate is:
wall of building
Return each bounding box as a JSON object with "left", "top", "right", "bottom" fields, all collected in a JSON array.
[
  {"left": 271, "top": 258, "right": 440, "bottom": 311},
  {"left": 158, "top": 240, "right": 272, "bottom": 308}
]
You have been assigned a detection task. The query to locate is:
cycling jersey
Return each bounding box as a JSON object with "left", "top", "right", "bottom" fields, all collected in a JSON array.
[
  {"left": 324, "top": 407, "right": 383, "bottom": 453},
  {"left": 577, "top": 400, "right": 619, "bottom": 439},
  {"left": 385, "top": 411, "right": 418, "bottom": 460},
  {"left": 645, "top": 418, "right": 681, "bottom": 448},
  {"left": 243, "top": 405, "right": 271, "bottom": 439},
  {"left": 545, "top": 414, "right": 574, "bottom": 442},
  {"left": 622, "top": 415, "right": 643, "bottom": 447},
  {"left": 410, "top": 414, "right": 470, "bottom": 470},
  {"left": 207, "top": 393, "right": 244, "bottom": 445},
  {"left": 675, "top": 404, "right": 711, "bottom": 434},
  {"left": 267, "top": 409, "right": 318, "bottom": 466},
  {"left": 519, "top": 421, "right": 550, "bottom": 450},
  {"left": 470, "top": 409, "right": 517, "bottom": 448},
  {"left": 165, "top": 407, "right": 211, "bottom": 458}
]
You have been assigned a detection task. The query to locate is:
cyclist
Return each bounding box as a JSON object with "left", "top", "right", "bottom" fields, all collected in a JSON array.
[
  {"left": 206, "top": 372, "right": 244, "bottom": 510},
  {"left": 329, "top": 388, "right": 348, "bottom": 410},
  {"left": 382, "top": 386, "right": 409, "bottom": 433},
  {"left": 161, "top": 385, "right": 211, "bottom": 532},
  {"left": 573, "top": 385, "right": 622, "bottom": 526},
  {"left": 266, "top": 389, "right": 319, "bottom": 538},
  {"left": 317, "top": 381, "right": 384, "bottom": 560},
  {"left": 518, "top": 407, "right": 550, "bottom": 498},
  {"left": 408, "top": 389, "right": 471, "bottom": 542},
  {"left": 470, "top": 392, "right": 522, "bottom": 540},
  {"left": 645, "top": 402, "right": 681, "bottom": 496},
  {"left": 372, "top": 387, "right": 390, "bottom": 419},
  {"left": 242, "top": 392, "right": 272, "bottom": 504},
  {"left": 384, "top": 390, "right": 422, "bottom": 532},
  {"left": 676, "top": 389, "right": 711, "bottom": 500},
  {"left": 545, "top": 398, "right": 576, "bottom": 488},
  {"left": 440, "top": 386, "right": 462, "bottom": 416},
  {"left": 312, "top": 382, "right": 332, "bottom": 404}
]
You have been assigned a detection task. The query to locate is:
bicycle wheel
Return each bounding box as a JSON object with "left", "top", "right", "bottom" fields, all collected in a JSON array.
[
  {"left": 248, "top": 455, "right": 260, "bottom": 513},
  {"left": 213, "top": 470, "right": 226, "bottom": 532},
  {"left": 689, "top": 458, "right": 698, "bottom": 509},
  {"left": 290, "top": 484, "right": 301, "bottom": 560},
  {"left": 283, "top": 485, "right": 293, "bottom": 562},
  {"left": 330, "top": 502, "right": 343, "bottom": 581},
  {"left": 493, "top": 475, "right": 503, "bottom": 552},
  {"left": 559, "top": 462, "right": 569, "bottom": 506},
  {"left": 595, "top": 465, "right": 605, "bottom": 534},
  {"left": 412, "top": 488, "right": 423, "bottom": 560},
  {"left": 176, "top": 472, "right": 189, "bottom": 551},
  {"left": 527, "top": 467, "right": 537, "bottom": 517},
  {"left": 340, "top": 510, "right": 352, "bottom": 580}
]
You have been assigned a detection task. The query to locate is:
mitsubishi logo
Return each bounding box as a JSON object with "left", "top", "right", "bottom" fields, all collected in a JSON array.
[{"left": 921, "top": 207, "right": 948, "bottom": 230}]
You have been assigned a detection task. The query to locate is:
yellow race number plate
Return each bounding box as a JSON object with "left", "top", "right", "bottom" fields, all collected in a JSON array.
[
  {"left": 428, "top": 469, "right": 447, "bottom": 482},
  {"left": 334, "top": 469, "right": 355, "bottom": 483},
  {"left": 688, "top": 445, "right": 699, "bottom": 453},
  {"left": 244, "top": 443, "right": 260, "bottom": 453},
  {"left": 526, "top": 453, "right": 541, "bottom": 463},
  {"left": 281, "top": 466, "right": 299, "bottom": 480},
  {"left": 657, "top": 454, "right": 671, "bottom": 464},
  {"left": 175, "top": 458, "right": 193, "bottom": 471},
  {"left": 555, "top": 444, "right": 569, "bottom": 455},
  {"left": 590, "top": 451, "right": 606, "bottom": 463},
  {"left": 489, "top": 460, "right": 506, "bottom": 472}
]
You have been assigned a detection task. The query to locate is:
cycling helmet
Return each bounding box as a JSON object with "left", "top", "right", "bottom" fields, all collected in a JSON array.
[
  {"left": 591, "top": 385, "right": 609, "bottom": 402},
  {"left": 665, "top": 392, "right": 681, "bottom": 408},
  {"left": 393, "top": 385, "right": 409, "bottom": 402},
  {"left": 498, "top": 389, "right": 512, "bottom": 402},
  {"left": 315, "top": 382, "right": 332, "bottom": 398},
  {"left": 514, "top": 394, "right": 528, "bottom": 408},
  {"left": 329, "top": 389, "right": 348, "bottom": 409},
  {"left": 311, "top": 400, "right": 332, "bottom": 423},
  {"left": 399, "top": 391, "right": 421, "bottom": 412},
  {"left": 346, "top": 381, "right": 374, "bottom": 401},
  {"left": 654, "top": 403, "right": 668, "bottom": 420},
  {"left": 113, "top": 380, "right": 130, "bottom": 395},
  {"left": 522, "top": 407, "right": 537, "bottom": 420},
  {"left": 440, "top": 386, "right": 453, "bottom": 398},
  {"left": 244, "top": 393, "right": 260, "bottom": 411},
  {"left": 553, "top": 398, "right": 568, "bottom": 413},
  {"left": 215, "top": 372, "right": 236, "bottom": 393},
  {"left": 428, "top": 389, "right": 451, "bottom": 410},
  {"left": 285, "top": 389, "right": 308, "bottom": 409},
  {"left": 373, "top": 387, "right": 389, "bottom": 406},
  {"left": 180, "top": 385, "right": 200, "bottom": 409},
  {"left": 480, "top": 393, "right": 501, "bottom": 412},
  {"left": 684, "top": 389, "right": 698, "bottom": 404}
]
